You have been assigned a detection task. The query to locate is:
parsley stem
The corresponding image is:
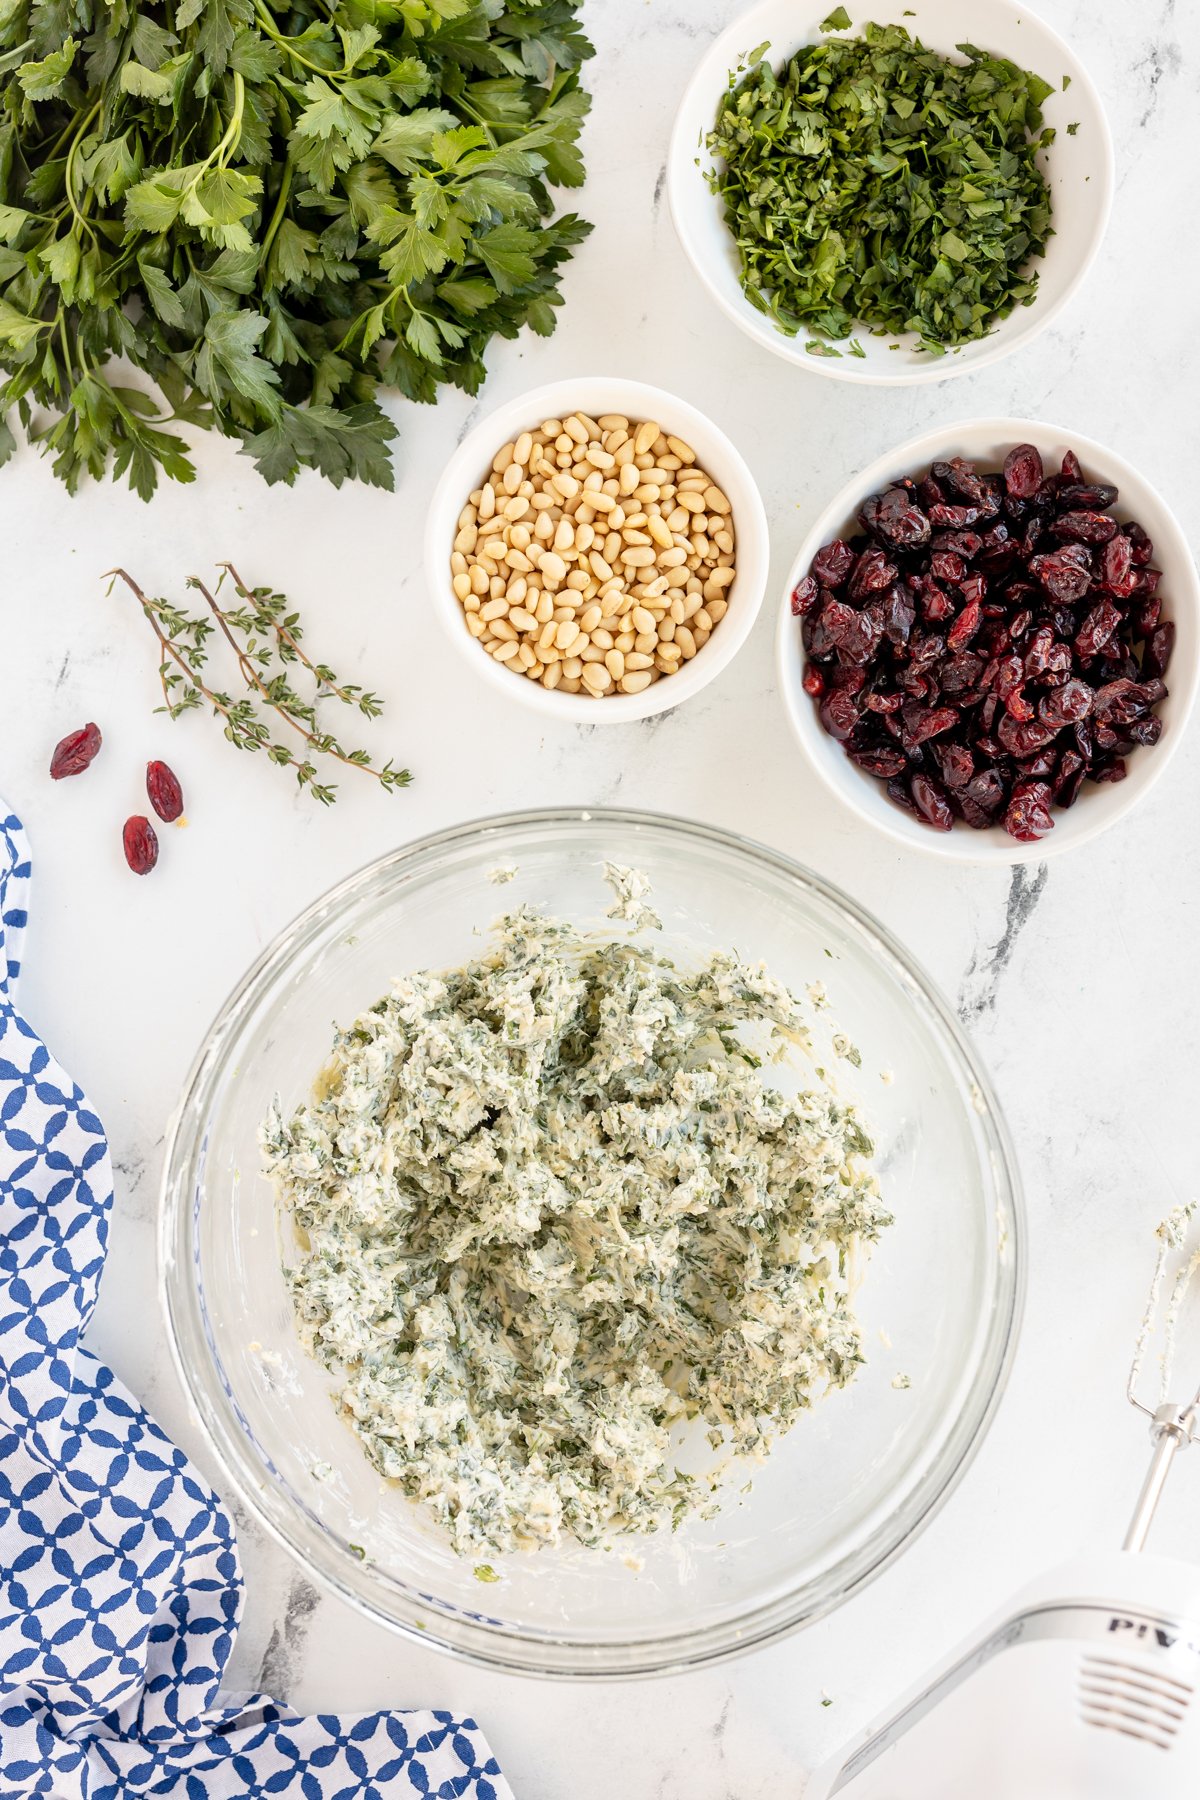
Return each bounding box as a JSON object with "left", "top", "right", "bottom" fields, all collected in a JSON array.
[{"left": 64, "top": 100, "right": 102, "bottom": 247}]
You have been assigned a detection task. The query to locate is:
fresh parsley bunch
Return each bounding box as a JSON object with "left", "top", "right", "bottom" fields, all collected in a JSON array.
[{"left": 0, "top": 0, "right": 592, "bottom": 496}]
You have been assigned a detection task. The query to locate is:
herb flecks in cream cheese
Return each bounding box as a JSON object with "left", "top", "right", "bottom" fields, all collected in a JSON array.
[{"left": 262, "top": 887, "right": 889, "bottom": 1558}]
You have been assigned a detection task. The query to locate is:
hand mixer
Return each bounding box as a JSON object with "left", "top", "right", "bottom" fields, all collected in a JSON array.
[{"left": 807, "top": 1207, "right": 1200, "bottom": 1799}]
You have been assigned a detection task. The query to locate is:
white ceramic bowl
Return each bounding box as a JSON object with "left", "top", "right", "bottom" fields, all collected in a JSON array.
[
  {"left": 668, "top": 0, "right": 1113, "bottom": 385},
  {"left": 776, "top": 420, "right": 1200, "bottom": 864},
  {"left": 425, "top": 378, "right": 770, "bottom": 721}
]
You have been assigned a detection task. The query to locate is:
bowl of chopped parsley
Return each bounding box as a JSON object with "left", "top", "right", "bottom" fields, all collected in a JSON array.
[{"left": 667, "top": 0, "right": 1113, "bottom": 382}]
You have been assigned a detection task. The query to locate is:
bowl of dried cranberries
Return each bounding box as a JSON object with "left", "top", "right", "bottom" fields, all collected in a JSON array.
[{"left": 777, "top": 421, "right": 1198, "bottom": 861}]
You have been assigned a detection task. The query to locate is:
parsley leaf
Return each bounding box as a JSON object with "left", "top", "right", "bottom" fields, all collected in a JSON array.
[{"left": 0, "top": 0, "right": 593, "bottom": 495}]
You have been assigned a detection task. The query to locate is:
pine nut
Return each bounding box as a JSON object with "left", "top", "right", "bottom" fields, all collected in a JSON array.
[{"left": 452, "top": 414, "right": 736, "bottom": 698}]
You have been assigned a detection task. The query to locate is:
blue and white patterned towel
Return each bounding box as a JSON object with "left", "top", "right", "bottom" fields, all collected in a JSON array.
[{"left": 0, "top": 803, "right": 512, "bottom": 1800}]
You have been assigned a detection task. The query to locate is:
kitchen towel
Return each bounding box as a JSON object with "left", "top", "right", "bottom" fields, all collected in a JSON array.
[{"left": 0, "top": 802, "right": 512, "bottom": 1800}]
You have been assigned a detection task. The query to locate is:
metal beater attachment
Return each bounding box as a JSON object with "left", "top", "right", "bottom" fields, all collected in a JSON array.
[{"left": 1124, "top": 1202, "right": 1200, "bottom": 1552}]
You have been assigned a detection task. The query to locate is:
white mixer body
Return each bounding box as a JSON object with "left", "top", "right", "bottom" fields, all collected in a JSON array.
[{"left": 806, "top": 1553, "right": 1200, "bottom": 1799}]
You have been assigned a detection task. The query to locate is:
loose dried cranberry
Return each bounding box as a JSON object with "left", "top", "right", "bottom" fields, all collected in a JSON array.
[
  {"left": 942, "top": 652, "right": 984, "bottom": 694},
  {"left": 1060, "top": 450, "right": 1083, "bottom": 483},
  {"left": 792, "top": 575, "right": 820, "bottom": 616},
  {"left": 812, "top": 540, "right": 856, "bottom": 588},
  {"left": 146, "top": 759, "right": 184, "bottom": 823},
  {"left": 1052, "top": 510, "right": 1119, "bottom": 545},
  {"left": 50, "top": 722, "right": 102, "bottom": 780},
  {"left": 959, "top": 572, "right": 987, "bottom": 606},
  {"left": 123, "top": 816, "right": 159, "bottom": 876},
  {"left": 911, "top": 773, "right": 954, "bottom": 831},
  {"left": 831, "top": 663, "right": 869, "bottom": 694},
  {"left": 1144, "top": 622, "right": 1175, "bottom": 679},
  {"left": 881, "top": 585, "right": 916, "bottom": 645},
  {"left": 1036, "top": 643, "right": 1074, "bottom": 685},
  {"left": 1024, "top": 624, "right": 1055, "bottom": 677},
  {"left": 1125, "top": 715, "right": 1164, "bottom": 747},
  {"left": 1092, "top": 758, "right": 1128, "bottom": 783},
  {"left": 802, "top": 667, "right": 825, "bottom": 698},
  {"left": 1003, "top": 443, "right": 1044, "bottom": 498}
]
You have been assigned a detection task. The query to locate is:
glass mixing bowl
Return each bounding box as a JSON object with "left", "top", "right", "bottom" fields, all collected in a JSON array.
[{"left": 160, "top": 809, "right": 1023, "bottom": 1677}]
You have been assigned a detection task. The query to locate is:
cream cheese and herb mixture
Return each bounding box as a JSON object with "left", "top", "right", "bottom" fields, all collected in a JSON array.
[{"left": 261, "top": 868, "right": 890, "bottom": 1559}]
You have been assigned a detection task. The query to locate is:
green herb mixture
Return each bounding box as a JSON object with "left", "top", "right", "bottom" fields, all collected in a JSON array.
[
  {"left": 262, "top": 882, "right": 889, "bottom": 1558},
  {"left": 0, "top": 0, "right": 592, "bottom": 496},
  {"left": 707, "top": 21, "right": 1055, "bottom": 353}
]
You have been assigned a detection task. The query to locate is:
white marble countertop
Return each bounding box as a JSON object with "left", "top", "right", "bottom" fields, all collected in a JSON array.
[{"left": 1, "top": 1, "right": 1197, "bottom": 1792}]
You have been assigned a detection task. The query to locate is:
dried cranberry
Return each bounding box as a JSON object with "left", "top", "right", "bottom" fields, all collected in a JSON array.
[
  {"left": 1003, "top": 444, "right": 1044, "bottom": 499},
  {"left": 1059, "top": 483, "right": 1118, "bottom": 510},
  {"left": 819, "top": 688, "right": 859, "bottom": 740},
  {"left": 1131, "top": 596, "right": 1161, "bottom": 640},
  {"left": 911, "top": 773, "right": 954, "bottom": 830},
  {"left": 928, "top": 502, "right": 981, "bottom": 528},
  {"left": 1144, "top": 622, "right": 1175, "bottom": 679},
  {"left": 800, "top": 444, "right": 1170, "bottom": 837},
  {"left": 1125, "top": 715, "right": 1164, "bottom": 747},
  {"left": 933, "top": 530, "right": 983, "bottom": 560},
  {"left": 860, "top": 487, "right": 932, "bottom": 549},
  {"left": 942, "top": 652, "right": 984, "bottom": 694},
  {"left": 123, "top": 816, "right": 159, "bottom": 876},
  {"left": 881, "top": 585, "right": 916, "bottom": 645},
  {"left": 930, "top": 550, "right": 966, "bottom": 584},
  {"left": 791, "top": 575, "right": 820, "bottom": 616},
  {"left": 1092, "top": 758, "right": 1128, "bottom": 783},
  {"left": 1075, "top": 600, "right": 1121, "bottom": 658},
  {"left": 998, "top": 714, "right": 1057, "bottom": 757},
  {"left": 930, "top": 741, "right": 975, "bottom": 788},
  {"left": 849, "top": 747, "right": 908, "bottom": 778},
  {"left": 1004, "top": 787, "right": 1054, "bottom": 842},
  {"left": 1053, "top": 749, "right": 1087, "bottom": 806},
  {"left": 1097, "top": 533, "right": 1135, "bottom": 595},
  {"left": 50, "top": 722, "right": 102, "bottom": 780},
  {"left": 847, "top": 547, "right": 898, "bottom": 601},
  {"left": 947, "top": 601, "right": 983, "bottom": 651},
  {"left": 1038, "top": 679, "right": 1094, "bottom": 729},
  {"left": 901, "top": 704, "right": 959, "bottom": 750},
  {"left": 812, "top": 540, "right": 856, "bottom": 588},
  {"left": 146, "top": 760, "right": 184, "bottom": 823},
  {"left": 1030, "top": 548, "right": 1092, "bottom": 604},
  {"left": 942, "top": 459, "right": 988, "bottom": 505},
  {"left": 1051, "top": 511, "right": 1119, "bottom": 544},
  {"left": 919, "top": 581, "right": 956, "bottom": 624}
]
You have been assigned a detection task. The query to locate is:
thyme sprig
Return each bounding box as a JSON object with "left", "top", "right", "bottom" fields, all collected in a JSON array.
[{"left": 106, "top": 565, "right": 410, "bottom": 806}]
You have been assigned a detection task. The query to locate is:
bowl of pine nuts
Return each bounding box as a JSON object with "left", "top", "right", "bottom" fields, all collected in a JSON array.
[{"left": 426, "top": 378, "right": 770, "bottom": 719}]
